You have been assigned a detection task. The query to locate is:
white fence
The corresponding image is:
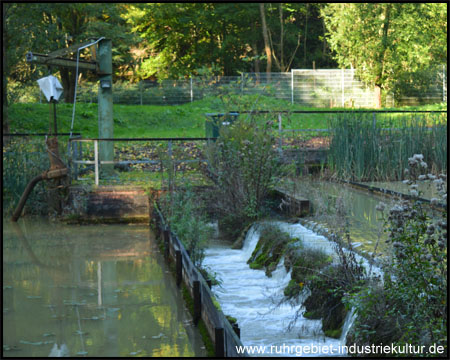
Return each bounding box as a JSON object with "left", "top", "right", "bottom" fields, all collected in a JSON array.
[{"left": 29, "top": 68, "right": 446, "bottom": 108}]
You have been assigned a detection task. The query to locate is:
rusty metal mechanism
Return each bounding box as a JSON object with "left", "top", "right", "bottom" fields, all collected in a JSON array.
[{"left": 11, "top": 88, "right": 68, "bottom": 222}]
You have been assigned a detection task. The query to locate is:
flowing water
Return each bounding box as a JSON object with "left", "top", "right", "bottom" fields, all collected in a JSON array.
[
  {"left": 2, "top": 218, "right": 206, "bottom": 357},
  {"left": 203, "top": 222, "right": 377, "bottom": 357}
]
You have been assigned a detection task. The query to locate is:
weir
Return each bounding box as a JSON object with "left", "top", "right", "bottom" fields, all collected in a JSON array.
[{"left": 203, "top": 221, "right": 380, "bottom": 357}]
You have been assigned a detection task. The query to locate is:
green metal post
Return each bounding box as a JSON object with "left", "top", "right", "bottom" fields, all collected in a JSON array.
[{"left": 97, "top": 39, "right": 114, "bottom": 177}]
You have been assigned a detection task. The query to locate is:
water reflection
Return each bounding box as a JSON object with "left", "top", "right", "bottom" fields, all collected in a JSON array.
[{"left": 3, "top": 219, "right": 206, "bottom": 357}]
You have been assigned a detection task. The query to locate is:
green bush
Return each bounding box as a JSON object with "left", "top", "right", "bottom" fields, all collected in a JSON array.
[
  {"left": 347, "top": 156, "right": 447, "bottom": 353},
  {"left": 159, "top": 188, "right": 212, "bottom": 268},
  {"left": 205, "top": 116, "right": 281, "bottom": 240}
]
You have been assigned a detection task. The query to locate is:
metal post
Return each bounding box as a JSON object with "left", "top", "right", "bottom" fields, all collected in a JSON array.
[
  {"left": 190, "top": 77, "right": 193, "bottom": 102},
  {"left": 278, "top": 113, "right": 283, "bottom": 156},
  {"left": 94, "top": 140, "right": 99, "bottom": 186},
  {"left": 291, "top": 69, "right": 294, "bottom": 104},
  {"left": 139, "top": 81, "right": 143, "bottom": 105},
  {"left": 97, "top": 39, "right": 114, "bottom": 177},
  {"left": 72, "top": 140, "right": 78, "bottom": 180},
  {"left": 443, "top": 64, "right": 446, "bottom": 102}
]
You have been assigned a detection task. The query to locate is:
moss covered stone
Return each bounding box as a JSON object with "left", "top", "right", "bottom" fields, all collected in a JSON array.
[{"left": 247, "top": 224, "right": 292, "bottom": 276}]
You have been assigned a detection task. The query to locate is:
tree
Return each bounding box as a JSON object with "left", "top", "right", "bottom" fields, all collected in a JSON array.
[
  {"left": 259, "top": 3, "right": 272, "bottom": 75},
  {"left": 321, "top": 3, "right": 447, "bottom": 108}
]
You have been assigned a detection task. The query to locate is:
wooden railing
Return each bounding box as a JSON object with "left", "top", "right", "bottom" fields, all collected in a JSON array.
[{"left": 153, "top": 204, "right": 248, "bottom": 357}]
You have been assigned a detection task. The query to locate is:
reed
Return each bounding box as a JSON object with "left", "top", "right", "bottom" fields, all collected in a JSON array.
[{"left": 327, "top": 112, "right": 447, "bottom": 181}]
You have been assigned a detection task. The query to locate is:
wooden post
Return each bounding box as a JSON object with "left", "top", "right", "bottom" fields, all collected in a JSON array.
[
  {"left": 215, "top": 327, "right": 224, "bottom": 357},
  {"left": 233, "top": 323, "right": 240, "bottom": 338},
  {"left": 163, "top": 228, "right": 170, "bottom": 260},
  {"left": 193, "top": 280, "right": 201, "bottom": 325},
  {"left": 176, "top": 250, "right": 182, "bottom": 287}
]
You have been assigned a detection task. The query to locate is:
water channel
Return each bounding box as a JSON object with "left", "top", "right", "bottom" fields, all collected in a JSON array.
[
  {"left": 2, "top": 219, "right": 206, "bottom": 357},
  {"left": 203, "top": 181, "right": 390, "bottom": 357}
]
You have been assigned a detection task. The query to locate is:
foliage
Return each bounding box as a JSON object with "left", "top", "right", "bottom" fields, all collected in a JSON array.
[
  {"left": 159, "top": 188, "right": 212, "bottom": 268},
  {"left": 347, "top": 156, "right": 447, "bottom": 353},
  {"left": 205, "top": 114, "right": 281, "bottom": 240},
  {"left": 321, "top": 3, "right": 447, "bottom": 105},
  {"left": 122, "top": 3, "right": 333, "bottom": 79},
  {"left": 327, "top": 112, "right": 447, "bottom": 181}
]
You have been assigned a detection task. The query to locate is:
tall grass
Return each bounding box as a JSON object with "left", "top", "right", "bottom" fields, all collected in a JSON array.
[{"left": 327, "top": 112, "right": 447, "bottom": 181}]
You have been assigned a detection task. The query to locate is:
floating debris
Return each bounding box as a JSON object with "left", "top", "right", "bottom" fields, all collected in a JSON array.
[
  {"left": 19, "top": 340, "right": 54, "bottom": 346},
  {"left": 76, "top": 350, "right": 88, "bottom": 355},
  {"left": 130, "top": 350, "right": 142, "bottom": 355},
  {"left": 151, "top": 333, "right": 166, "bottom": 339},
  {"left": 3, "top": 344, "right": 20, "bottom": 351},
  {"left": 81, "top": 316, "right": 104, "bottom": 321}
]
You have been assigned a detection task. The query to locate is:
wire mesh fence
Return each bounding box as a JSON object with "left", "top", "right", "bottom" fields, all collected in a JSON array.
[{"left": 13, "top": 67, "right": 447, "bottom": 108}]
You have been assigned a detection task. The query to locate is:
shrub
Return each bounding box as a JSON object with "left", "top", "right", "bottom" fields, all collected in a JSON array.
[
  {"left": 347, "top": 155, "right": 447, "bottom": 353},
  {"left": 205, "top": 116, "right": 280, "bottom": 239},
  {"left": 159, "top": 187, "right": 212, "bottom": 268}
]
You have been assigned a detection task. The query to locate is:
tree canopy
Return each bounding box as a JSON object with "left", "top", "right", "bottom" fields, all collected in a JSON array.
[
  {"left": 321, "top": 3, "right": 447, "bottom": 107},
  {"left": 3, "top": 2, "right": 446, "bottom": 107}
]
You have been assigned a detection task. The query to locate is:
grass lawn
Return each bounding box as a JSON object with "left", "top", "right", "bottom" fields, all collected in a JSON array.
[{"left": 7, "top": 96, "right": 447, "bottom": 138}]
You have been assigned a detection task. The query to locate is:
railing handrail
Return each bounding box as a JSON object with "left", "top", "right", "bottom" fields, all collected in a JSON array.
[
  {"left": 4, "top": 132, "right": 82, "bottom": 137},
  {"left": 223, "top": 110, "right": 447, "bottom": 114},
  {"left": 69, "top": 137, "right": 214, "bottom": 142}
]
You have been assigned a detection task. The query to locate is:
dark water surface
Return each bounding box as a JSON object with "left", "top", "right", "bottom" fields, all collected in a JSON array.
[{"left": 3, "top": 219, "right": 206, "bottom": 357}]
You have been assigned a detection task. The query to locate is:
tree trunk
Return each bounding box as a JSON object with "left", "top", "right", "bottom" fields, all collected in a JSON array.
[
  {"left": 3, "top": 3, "right": 10, "bottom": 140},
  {"left": 259, "top": 3, "right": 272, "bottom": 78},
  {"left": 374, "top": 84, "right": 382, "bottom": 108},
  {"left": 60, "top": 68, "right": 76, "bottom": 103},
  {"left": 279, "top": 4, "right": 285, "bottom": 72},
  {"left": 374, "top": 5, "right": 392, "bottom": 109}
]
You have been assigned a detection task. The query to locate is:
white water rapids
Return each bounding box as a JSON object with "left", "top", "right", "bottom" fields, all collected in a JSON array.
[{"left": 203, "top": 221, "right": 378, "bottom": 357}]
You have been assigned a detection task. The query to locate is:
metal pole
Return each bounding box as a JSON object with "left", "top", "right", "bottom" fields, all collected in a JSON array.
[
  {"left": 190, "top": 77, "right": 193, "bottom": 102},
  {"left": 443, "top": 64, "right": 446, "bottom": 102},
  {"left": 97, "top": 39, "right": 114, "bottom": 177},
  {"left": 278, "top": 113, "right": 283, "bottom": 156},
  {"left": 94, "top": 140, "right": 99, "bottom": 186},
  {"left": 291, "top": 69, "right": 294, "bottom": 104}
]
